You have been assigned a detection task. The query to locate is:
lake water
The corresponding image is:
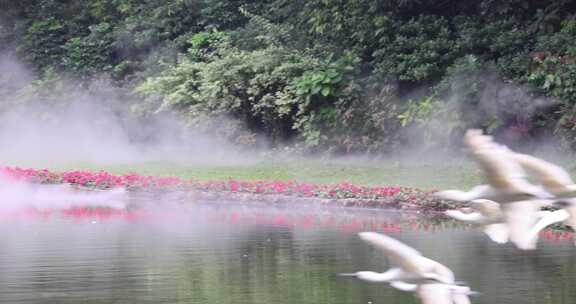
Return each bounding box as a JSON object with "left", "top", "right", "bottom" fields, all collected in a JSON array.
[{"left": 0, "top": 203, "right": 574, "bottom": 304}]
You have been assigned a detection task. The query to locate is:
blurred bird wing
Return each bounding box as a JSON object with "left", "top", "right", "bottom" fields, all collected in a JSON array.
[
  {"left": 417, "top": 284, "right": 455, "bottom": 304},
  {"left": 513, "top": 153, "right": 575, "bottom": 194},
  {"left": 445, "top": 210, "right": 486, "bottom": 223},
  {"left": 464, "top": 129, "right": 544, "bottom": 195},
  {"left": 359, "top": 232, "right": 456, "bottom": 284},
  {"left": 338, "top": 268, "right": 406, "bottom": 282},
  {"left": 427, "top": 259, "right": 456, "bottom": 283},
  {"left": 501, "top": 201, "right": 541, "bottom": 250},
  {"left": 451, "top": 292, "right": 473, "bottom": 304},
  {"left": 379, "top": 267, "right": 407, "bottom": 281},
  {"left": 529, "top": 209, "right": 569, "bottom": 240},
  {"left": 483, "top": 223, "right": 509, "bottom": 244},
  {"left": 470, "top": 199, "right": 503, "bottom": 219},
  {"left": 434, "top": 185, "right": 495, "bottom": 202},
  {"left": 463, "top": 129, "right": 493, "bottom": 149},
  {"left": 389, "top": 281, "right": 418, "bottom": 292},
  {"left": 359, "top": 232, "right": 422, "bottom": 262},
  {"left": 359, "top": 232, "right": 438, "bottom": 276},
  {"left": 471, "top": 144, "right": 537, "bottom": 193},
  {"left": 562, "top": 204, "right": 576, "bottom": 228}
]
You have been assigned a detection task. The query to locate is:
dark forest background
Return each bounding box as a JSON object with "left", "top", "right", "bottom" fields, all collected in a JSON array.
[{"left": 2, "top": 0, "right": 576, "bottom": 154}]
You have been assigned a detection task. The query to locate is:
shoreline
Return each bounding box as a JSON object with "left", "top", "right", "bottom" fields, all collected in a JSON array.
[
  {"left": 1, "top": 166, "right": 573, "bottom": 233},
  {"left": 0, "top": 166, "right": 462, "bottom": 212},
  {"left": 181, "top": 190, "right": 457, "bottom": 213}
]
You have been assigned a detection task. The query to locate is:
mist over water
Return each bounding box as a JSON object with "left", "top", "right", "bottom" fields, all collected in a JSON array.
[{"left": 0, "top": 171, "right": 127, "bottom": 210}]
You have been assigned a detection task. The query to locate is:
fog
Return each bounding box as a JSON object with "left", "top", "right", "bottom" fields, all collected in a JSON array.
[
  {"left": 0, "top": 49, "right": 571, "bottom": 174},
  {"left": 0, "top": 170, "right": 126, "bottom": 210},
  {"left": 393, "top": 63, "right": 571, "bottom": 167},
  {"left": 0, "top": 51, "right": 276, "bottom": 211},
  {"left": 0, "top": 53, "right": 261, "bottom": 167}
]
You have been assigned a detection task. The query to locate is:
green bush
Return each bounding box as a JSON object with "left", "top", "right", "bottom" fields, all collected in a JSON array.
[
  {"left": 374, "top": 15, "right": 457, "bottom": 82},
  {"left": 17, "top": 19, "right": 68, "bottom": 70},
  {"left": 134, "top": 30, "right": 319, "bottom": 146},
  {"left": 135, "top": 22, "right": 401, "bottom": 153},
  {"left": 62, "top": 23, "right": 115, "bottom": 78}
]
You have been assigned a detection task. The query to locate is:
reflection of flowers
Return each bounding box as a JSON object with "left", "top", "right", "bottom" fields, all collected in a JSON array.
[
  {"left": 0, "top": 207, "right": 166, "bottom": 223},
  {"left": 213, "top": 210, "right": 574, "bottom": 242}
]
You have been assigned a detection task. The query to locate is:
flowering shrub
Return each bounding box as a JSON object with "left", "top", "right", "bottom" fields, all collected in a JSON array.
[
  {"left": 0, "top": 167, "right": 454, "bottom": 211},
  {"left": 0, "top": 167, "right": 187, "bottom": 191}
]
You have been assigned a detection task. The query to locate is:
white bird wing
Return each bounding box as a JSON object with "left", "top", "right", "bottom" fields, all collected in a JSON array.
[
  {"left": 445, "top": 210, "right": 486, "bottom": 223},
  {"left": 339, "top": 268, "right": 407, "bottom": 283},
  {"left": 434, "top": 185, "right": 496, "bottom": 202},
  {"left": 389, "top": 281, "right": 418, "bottom": 292},
  {"left": 513, "top": 153, "right": 575, "bottom": 195},
  {"left": 464, "top": 129, "right": 549, "bottom": 198},
  {"left": 471, "top": 143, "right": 538, "bottom": 194},
  {"left": 470, "top": 199, "right": 503, "bottom": 220},
  {"left": 359, "top": 232, "right": 434, "bottom": 276},
  {"left": 377, "top": 267, "right": 408, "bottom": 282},
  {"left": 463, "top": 129, "right": 494, "bottom": 149},
  {"left": 426, "top": 259, "right": 456, "bottom": 284},
  {"left": 528, "top": 209, "right": 570, "bottom": 241},
  {"left": 359, "top": 232, "right": 422, "bottom": 261},
  {"left": 563, "top": 204, "right": 576, "bottom": 228},
  {"left": 417, "top": 284, "right": 456, "bottom": 304},
  {"left": 359, "top": 233, "right": 457, "bottom": 285},
  {"left": 451, "top": 292, "right": 473, "bottom": 304},
  {"left": 501, "top": 201, "right": 541, "bottom": 250},
  {"left": 483, "top": 223, "right": 509, "bottom": 244}
]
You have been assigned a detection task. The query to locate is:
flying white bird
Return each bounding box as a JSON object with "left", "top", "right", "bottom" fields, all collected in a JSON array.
[
  {"left": 340, "top": 232, "right": 474, "bottom": 304},
  {"left": 434, "top": 129, "right": 551, "bottom": 203},
  {"left": 446, "top": 198, "right": 549, "bottom": 250},
  {"left": 435, "top": 129, "right": 565, "bottom": 249}
]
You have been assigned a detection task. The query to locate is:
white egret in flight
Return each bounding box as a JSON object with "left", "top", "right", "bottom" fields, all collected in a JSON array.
[
  {"left": 340, "top": 232, "right": 474, "bottom": 304},
  {"left": 435, "top": 129, "right": 556, "bottom": 250},
  {"left": 434, "top": 129, "right": 551, "bottom": 203}
]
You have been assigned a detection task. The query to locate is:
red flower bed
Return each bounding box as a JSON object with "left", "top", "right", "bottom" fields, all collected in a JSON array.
[{"left": 0, "top": 167, "right": 454, "bottom": 211}]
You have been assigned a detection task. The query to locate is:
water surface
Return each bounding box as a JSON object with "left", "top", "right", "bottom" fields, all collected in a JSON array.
[{"left": 0, "top": 203, "right": 574, "bottom": 304}]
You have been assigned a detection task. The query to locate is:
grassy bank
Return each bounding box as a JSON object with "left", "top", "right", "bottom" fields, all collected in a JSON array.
[
  {"left": 5, "top": 158, "right": 576, "bottom": 215},
  {"left": 1, "top": 166, "right": 462, "bottom": 211},
  {"left": 22, "top": 158, "right": 483, "bottom": 191}
]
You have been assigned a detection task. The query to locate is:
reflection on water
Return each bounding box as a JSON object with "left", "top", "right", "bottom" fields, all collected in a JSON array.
[{"left": 0, "top": 203, "right": 575, "bottom": 303}]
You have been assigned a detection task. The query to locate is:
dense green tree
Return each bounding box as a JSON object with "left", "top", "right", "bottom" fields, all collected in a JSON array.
[{"left": 4, "top": 0, "right": 576, "bottom": 153}]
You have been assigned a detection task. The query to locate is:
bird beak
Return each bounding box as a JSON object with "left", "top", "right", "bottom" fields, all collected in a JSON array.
[{"left": 337, "top": 273, "right": 358, "bottom": 277}]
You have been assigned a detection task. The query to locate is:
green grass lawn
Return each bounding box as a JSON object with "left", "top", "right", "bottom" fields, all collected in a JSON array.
[{"left": 17, "top": 157, "right": 485, "bottom": 190}]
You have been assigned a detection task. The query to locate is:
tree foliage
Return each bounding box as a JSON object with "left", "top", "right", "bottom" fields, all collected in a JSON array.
[{"left": 4, "top": 0, "right": 576, "bottom": 153}]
